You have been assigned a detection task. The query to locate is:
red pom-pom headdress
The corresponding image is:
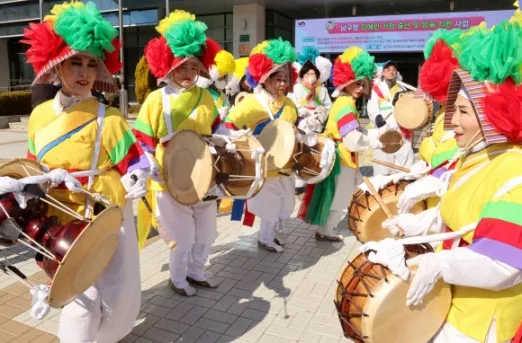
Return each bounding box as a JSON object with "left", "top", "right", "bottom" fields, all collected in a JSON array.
[{"left": 21, "top": 2, "right": 121, "bottom": 93}]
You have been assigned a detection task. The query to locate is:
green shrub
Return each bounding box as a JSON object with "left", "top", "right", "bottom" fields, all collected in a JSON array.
[
  {"left": 0, "top": 91, "right": 32, "bottom": 116},
  {"left": 134, "top": 55, "right": 157, "bottom": 104}
]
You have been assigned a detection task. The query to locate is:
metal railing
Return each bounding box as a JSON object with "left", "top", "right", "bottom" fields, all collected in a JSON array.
[{"left": 0, "top": 79, "right": 33, "bottom": 92}]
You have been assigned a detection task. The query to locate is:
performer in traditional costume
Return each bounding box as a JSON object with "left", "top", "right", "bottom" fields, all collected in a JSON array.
[
  {"left": 382, "top": 35, "right": 464, "bottom": 236},
  {"left": 225, "top": 57, "right": 251, "bottom": 105},
  {"left": 298, "top": 47, "right": 392, "bottom": 241},
  {"left": 225, "top": 38, "right": 298, "bottom": 252},
  {"left": 23, "top": 2, "right": 146, "bottom": 341},
  {"left": 196, "top": 38, "right": 235, "bottom": 121},
  {"left": 134, "top": 10, "right": 222, "bottom": 296},
  {"left": 288, "top": 46, "right": 332, "bottom": 133},
  {"left": 365, "top": 15, "right": 522, "bottom": 342},
  {"left": 368, "top": 61, "right": 415, "bottom": 175},
  {"left": 288, "top": 46, "right": 332, "bottom": 195}
]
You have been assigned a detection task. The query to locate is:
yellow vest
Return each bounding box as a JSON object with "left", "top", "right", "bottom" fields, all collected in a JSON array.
[
  {"left": 134, "top": 87, "right": 218, "bottom": 192},
  {"left": 28, "top": 98, "right": 131, "bottom": 223},
  {"left": 324, "top": 95, "right": 358, "bottom": 168},
  {"left": 440, "top": 143, "right": 522, "bottom": 342}
]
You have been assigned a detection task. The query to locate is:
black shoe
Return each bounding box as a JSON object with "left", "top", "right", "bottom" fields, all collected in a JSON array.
[{"left": 295, "top": 187, "right": 306, "bottom": 195}]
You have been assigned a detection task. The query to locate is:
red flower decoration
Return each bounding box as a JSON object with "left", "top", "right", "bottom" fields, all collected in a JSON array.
[
  {"left": 104, "top": 38, "right": 122, "bottom": 74},
  {"left": 21, "top": 22, "right": 70, "bottom": 74},
  {"left": 483, "top": 78, "right": 522, "bottom": 142},
  {"left": 419, "top": 40, "right": 459, "bottom": 102},
  {"left": 247, "top": 53, "right": 273, "bottom": 85},
  {"left": 145, "top": 36, "right": 175, "bottom": 79},
  {"left": 200, "top": 38, "right": 221, "bottom": 72},
  {"left": 333, "top": 57, "right": 356, "bottom": 88},
  {"left": 289, "top": 64, "right": 298, "bottom": 88}
]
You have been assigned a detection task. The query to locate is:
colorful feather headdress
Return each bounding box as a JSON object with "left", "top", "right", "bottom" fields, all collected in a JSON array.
[
  {"left": 145, "top": 9, "right": 214, "bottom": 82},
  {"left": 196, "top": 38, "right": 236, "bottom": 88},
  {"left": 22, "top": 1, "right": 121, "bottom": 93},
  {"left": 245, "top": 38, "right": 298, "bottom": 89},
  {"left": 225, "top": 57, "right": 249, "bottom": 96},
  {"left": 331, "top": 46, "right": 376, "bottom": 98},
  {"left": 295, "top": 46, "right": 332, "bottom": 84},
  {"left": 419, "top": 2, "right": 522, "bottom": 143}
]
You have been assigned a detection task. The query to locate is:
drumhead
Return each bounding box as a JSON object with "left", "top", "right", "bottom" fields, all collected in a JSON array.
[
  {"left": 362, "top": 268, "right": 452, "bottom": 343},
  {"left": 395, "top": 93, "right": 430, "bottom": 130},
  {"left": 163, "top": 130, "right": 215, "bottom": 206},
  {"left": 48, "top": 206, "right": 122, "bottom": 308},
  {"left": 349, "top": 181, "right": 427, "bottom": 243},
  {"left": 0, "top": 159, "right": 44, "bottom": 178},
  {"left": 379, "top": 130, "right": 403, "bottom": 154},
  {"left": 258, "top": 119, "right": 297, "bottom": 172},
  {"left": 0, "top": 159, "right": 49, "bottom": 192}
]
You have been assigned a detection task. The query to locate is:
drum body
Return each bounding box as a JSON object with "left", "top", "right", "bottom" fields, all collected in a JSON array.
[
  {"left": 335, "top": 245, "right": 451, "bottom": 343},
  {"left": 348, "top": 181, "right": 427, "bottom": 243},
  {"left": 394, "top": 91, "right": 434, "bottom": 130},
  {"left": 164, "top": 130, "right": 266, "bottom": 206},
  {"left": 294, "top": 135, "right": 336, "bottom": 185},
  {"left": 0, "top": 159, "right": 122, "bottom": 308},
  {"left": 379, "top": 130, "right": 403, "bottom": 154}
]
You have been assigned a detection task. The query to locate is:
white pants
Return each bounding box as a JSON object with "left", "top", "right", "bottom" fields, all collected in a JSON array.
[
  {"left": 430, "top": 320, "right": 510, "bottom": 343},
  {"left": 155, "top": 192, "right": 217, "bottom": 287},
  {"left": 318, "top": 166, "right": 360, "bottom": 237},
  {"left": 58, "top": 201, "right": 141, "bottom": 343},
  {"left": 373, "top": 141, "right": 415, "bottom": 176},
  {"left": 248, "top": 176, "right": 295, "bottom": 244}
]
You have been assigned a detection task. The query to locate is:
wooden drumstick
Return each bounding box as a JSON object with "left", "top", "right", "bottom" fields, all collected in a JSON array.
[
  {"left": 362, "top": 177, "right": 394, "bottom": 219},
  {"left": 362, "top": 176, "right": 406, "bottom": 238},
  {"left": 129, "top": 175, "right": 177, "bottom": 249},
  {"left": 371, "top": 159, "right": 411, "bottom": 173},
  {"left": 140, "top": 197, "right": 177, "bottom": 250}
]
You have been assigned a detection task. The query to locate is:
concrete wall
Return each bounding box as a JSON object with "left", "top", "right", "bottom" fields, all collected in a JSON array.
[
  {"left": 0, "top": 39, "right": 10, "bottom": 89},
  {"left": 232, "top": 3, "right": 265, "bottom": 58}
]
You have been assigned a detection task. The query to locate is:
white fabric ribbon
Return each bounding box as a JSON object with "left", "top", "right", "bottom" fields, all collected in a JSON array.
[
  {"left": 30, "top": 284, "right": 50, "bottom": 320},
  {"left": 297, "top": 137, "right": 336, "bottom": 185},
  {"left": 296, "top": 132, "right": 318, "bottom": 147},
  {"left": 0, "top": 177, "right": 24, "bottom": 195}
]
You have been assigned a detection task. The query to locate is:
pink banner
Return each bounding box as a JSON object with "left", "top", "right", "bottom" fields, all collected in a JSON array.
[{"left": 327, "top": 17, "right": 484, "bottom": 34}]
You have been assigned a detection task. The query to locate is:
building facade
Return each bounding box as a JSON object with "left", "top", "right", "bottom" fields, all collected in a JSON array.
[{"left": 0, "top": 0, "right": 513, "bottom": 101}]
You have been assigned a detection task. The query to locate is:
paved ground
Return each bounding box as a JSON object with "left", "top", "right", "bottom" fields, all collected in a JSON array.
[{"left": 0, "top": 127, "right": 364, "bottom": 343}]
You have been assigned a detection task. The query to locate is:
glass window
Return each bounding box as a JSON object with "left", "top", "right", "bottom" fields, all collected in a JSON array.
[
  {"left": 198, "top": 14, "right": 224, "bottom": 28},
  {"left": 225, "top": 27, "right": 233, "bottom": 41},
  {"left": 0, "top": 2, "right": 39, "bottom": 22},
  {"left": 102, "top": 9, "right": 158, "bottom": 27},
  {"left": 0, "top": 22, "right": 32, "bottom": 37},
  {"left": 206, "top": 28, "right": 225, "bottom": 42},
  {"left": 225, "top": 42, "right": 233, "bottom": 53},
  {"left": 225, "top": 13, "right": 233, "bottom": 25}
]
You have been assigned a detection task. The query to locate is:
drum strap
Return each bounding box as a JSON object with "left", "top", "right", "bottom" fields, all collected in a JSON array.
[
  {"left": 84, "top": 103, "right": 106, "bottom": 219},
  {"left": 254, "top": 93, "right": 277, "bottom": 121},
  {"left": 161, "top": 87, "right": 175, "bottom": 136}
]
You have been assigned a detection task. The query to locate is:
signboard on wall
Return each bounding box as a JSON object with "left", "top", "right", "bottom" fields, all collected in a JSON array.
[
  {"left": 295, "top": 10, "right": 513, "bottom": 53},
  {"left": 239, "top": 34, "right": 252, "bottom": 56}
]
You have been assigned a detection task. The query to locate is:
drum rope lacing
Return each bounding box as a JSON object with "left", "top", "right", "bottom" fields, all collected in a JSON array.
[
  {"left": 293, "top": 133, "right": 336, "bottom": 184},
  {"left": 205, "top": 131, "right": 266, "bottom": 200}
]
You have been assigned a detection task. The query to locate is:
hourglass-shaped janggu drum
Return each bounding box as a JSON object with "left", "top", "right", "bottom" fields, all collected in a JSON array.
[{"left": 0, "top": 159, "right": 122, "bottom": 308}]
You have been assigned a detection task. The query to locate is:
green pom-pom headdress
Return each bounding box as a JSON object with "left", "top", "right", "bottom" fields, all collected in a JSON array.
[{"left": 22, "top": 1, "right": 122, "bottom": 93}]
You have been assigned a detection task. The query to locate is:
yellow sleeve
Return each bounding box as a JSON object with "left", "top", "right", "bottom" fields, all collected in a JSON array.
[
  {"left": 133, "top": 89, "right": 164, "bottom": 150},
  {"left": 225, "top": 95, "right": 261, "bottom": 130}
]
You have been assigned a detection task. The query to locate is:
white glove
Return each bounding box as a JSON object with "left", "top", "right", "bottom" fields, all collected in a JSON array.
[
  {"left": 410, "top": 160, "right": 429, "bottom": 175},
  {"left": 230, "top": 128, "right": 251, "bottom": 140},
  {"left": 406, "top": 253, "right": 442, "bottom": 307},
  {"left": 382, "top": 208, "right": 443, "bottom": 237},
  {"left": 298, "top": 107, "right": 313, "bottom": 118},
  {"left": 359, "top": 238, "right": 409, "bottom": 281},
  {"left": 357, "top": 174, "right": 395, "bottom": 193},
  {"left": 30, "top": 284, "right": 50, "bottom": 320},
  {"left": 218, "top": 107, "right": 229, "bottom": 120},
  {"left": 0, "top": 177, "right": 24, "bottom": 195},
  {"left": 144, "top": 152, "right": 162, "bottom": 183},
  {"left": 121, "top": 168, "right": 148, "bottom": 199},
  {"left": 47, "top": 169, "right": 83, "bottom": 192},
  {"left": 398, "top": 175, "right": 441, "bottom": 214}
]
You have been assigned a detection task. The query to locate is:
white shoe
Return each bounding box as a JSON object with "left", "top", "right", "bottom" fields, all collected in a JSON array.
[
  {"left": 187, "top": 275, "right": 220, "bottom": 289},
  {"left": 169, "top": 280, "right": 196, "bottom": 296}
]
